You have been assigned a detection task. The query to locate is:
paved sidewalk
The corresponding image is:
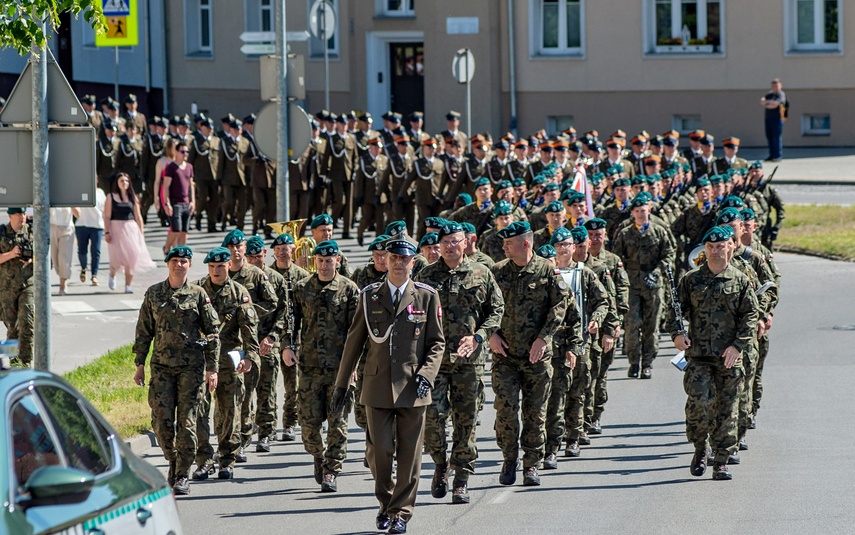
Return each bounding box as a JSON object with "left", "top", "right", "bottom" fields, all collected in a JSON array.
[{"left": 735, "top": 147, "right": 855, "bottom": 184}]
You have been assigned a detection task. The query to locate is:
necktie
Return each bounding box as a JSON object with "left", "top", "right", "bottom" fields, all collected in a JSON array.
[{"left": 393, "top": 289, "right": 400, "bottom": 306}]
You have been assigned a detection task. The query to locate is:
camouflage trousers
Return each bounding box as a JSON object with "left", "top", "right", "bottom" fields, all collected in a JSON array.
[
  {"left": 738, "top": 338, "right": 760, "bottom": 437},
  {"left": 196, "top": 359, "right": 244, "bottom": 468},
  {"left": 240, "top": 361, "right": 261, "bottom": 447},
  {"left": 545, "top": 357, "right": 571, "bottom": 455},
  {"left": 492, "top": 357, "right": 553, "bottom": 469},
  {"left": 587, "top": 345, "right": 616, "bottom": 426},
  {"left": 254, "top": 354, "right": 279, "bottom": 440},
  {"left": 752, "top": 333, "right": 770, "bottom": 416},
  {"left": 424, "top": 362, "right": 484, "bottom": 481},
  {"left": 683, "top": 357, "right": 743, "bottom": 464},
  {"left": 149, "top": 363, "right": 205, "bottom": 479},
  {"left": 298, "top": 366, "right": 354, "bottom": 475},
  {"left": 353, "top": 351, "right": 368, "bottom": 430},
  {"left": 625, "top": 286, "right": 662, "bottom": 367},
  {"left": 564, "top": 355, "right": 591, "bottom": 441},
  {"left": 280, "top": 359, "right": 298, "bottom": 429},
  {"left": 0, "top": 286, "right": 34, "bottom": 367}
]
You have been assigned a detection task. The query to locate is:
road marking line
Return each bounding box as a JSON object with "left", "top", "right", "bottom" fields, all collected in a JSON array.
[
  {"left": 52, "top": 301, "right": 101, "bottom": 315},
  {"left": 491, "top": 490, "right": 512, "bottom": 504},
  {"left": 120, "top": 299, "right": 144, "bottom": 310}
]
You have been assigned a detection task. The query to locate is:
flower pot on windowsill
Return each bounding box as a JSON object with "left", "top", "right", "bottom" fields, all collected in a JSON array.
[{"left": 654, "top": 44, "right": 715, "bottom": 54}]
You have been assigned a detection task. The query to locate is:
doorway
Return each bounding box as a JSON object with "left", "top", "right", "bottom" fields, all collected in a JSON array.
[
  {"left": 365, "top": 31, "right": 424, "bottom": 120},
  {"left": 389, "top": 42, "right": 424, "bottom": 118}
]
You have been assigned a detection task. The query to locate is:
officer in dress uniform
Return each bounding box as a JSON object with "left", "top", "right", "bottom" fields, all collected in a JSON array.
[
  {"left": 189, "top": 117, "right": 221, "bottom": 233},
  {"left": 400, "top": 138, "right": 445, "bottom": 239}
]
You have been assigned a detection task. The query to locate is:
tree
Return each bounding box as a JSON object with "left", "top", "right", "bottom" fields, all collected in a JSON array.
[{"left": 0, "top": 0, "right": 105, "bottom": 56}]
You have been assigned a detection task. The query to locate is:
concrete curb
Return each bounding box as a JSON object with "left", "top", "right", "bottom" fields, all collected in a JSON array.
[
  {"left": 125, "top": 430, "right": 158, "bottom": 456},
  {"left": 776, "top": 245, "right": 854, "bottom": 262},
  {"left": 773, "top": 180, "right": 855, "bottom": 186}
]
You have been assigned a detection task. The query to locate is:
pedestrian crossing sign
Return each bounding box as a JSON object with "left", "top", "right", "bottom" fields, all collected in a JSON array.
[{"left": 95, "top": 0, "right": 138, "bottom": 47}]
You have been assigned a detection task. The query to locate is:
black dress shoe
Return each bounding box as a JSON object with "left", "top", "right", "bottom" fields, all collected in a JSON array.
[
  {"left": 690, "top": 448, "right": 708, "bottom": 477},
  {"left": 499, "top": 459, "right": 518, "bottom": 485},
  {"left": 588, "top": 419, "right": 602, "bottom": 435},
  {"left": 431, "top": 464, "right": 448, "bottom": 498},
  {"left": 235, "top": 447, "right": 247, "bottom": 463},
  {"left": 628, "top": 364, "right": 640, "bottom": 378},
  {"left": 388, "top": 518, "right": 407, "bottom": 534},
  {"left": 357, "top": 236, "right": 364, "bottom": 247},
  {"left": 376, "top": 513, "right": 391, "bottom": 531},
  {"left": 565, "top": 440, "right": 581, "bottom": 457},
  {"left": 195, "top": 220, "right": 202, "bottom": 231},
  {"left": 578, "top": 432, "right": 591, "bottom": 446},
  {"left": 341, "top": 232, "right": 352, "bottom": 239},
  {"left": 712, "top": 463, "right": 732, "bottom": 480},
  {"left": 256, "top": 436, "right": 271, "bottom": 453},
  {"left": 522, "top": 466, "right": 541, "bottom": 486},
  {"left": 313, "top": 457, "right": 323, "bottom": 484},
  {"left": 641, "top": 367, "right": 652, "bottom": 379}
]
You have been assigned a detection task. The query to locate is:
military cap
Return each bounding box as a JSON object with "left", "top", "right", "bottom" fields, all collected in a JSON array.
[
  {"left": 493, "top": 200, "right": 513, "bottom": 217},
  {"left": 201, "top": 117, "right": 214, "bottom": 128},
  {"left": 716, "top": 208, "right": 743, "bottom": 225},
  {"left": 563, "top": 190, "right": 586, "bottom": 204},
  {"left": 474, "top": 177, "right": 490, "bottom": 188},
  {"left": 446, "top": 110, "right": 461, "bottom": 120},
  {"left": 497, "top": 180, "right": 513, "bottom": 191},
  {"left": 549, "top": 227, "right": 573, "bottom": 245},
  {"left": 586, "top": 139, "right": 603, "bottom": 151},
  {"left": 511, "top": 178, "right": 525, "bottom": 188},
  {"left": 80, "top": 94, "right": 96, "bottom": 105},
  {"left": 335, "top": 114, "right": 347, "bottom": 124},
  {"left": 720, "top": 195, "right": 744, "bottom": 209},
  {"left": 688, "top": 129, "right": 706, "bottom": 141},
  {"left": 222, "top": 228, "right": 246, "bottom": 246},
  {"left": 720, "top": 225, "right": 736, "bottom": 239},
  {"left": 531, "top": 176, "right": 547, "bottom": 187},
  {"left": 589, "top": 173, "right": 605, "bottom": 185},
  {"left": 345, "top": 111, "right": 357, "bottom": 121},
  {"left": 6, "top": 207, "right": 25, "bottom": 215},
  {"left": 514, "top": 139, "right": 529, "bottom": 149},
  {"left": 358, "top": 112, "right": 373, "bottom": 122},
  {"left": 570, "top": 226, "right": 588, "bottom": 244},
  {"left": 631, "top": 176, "right": 647, "bottom": 186},
  {"left": 539, "top": 143, "right": 554, "bottom": 152},
  {"left": 709, "top": 175, "right": 723, "bottom": 185},
  {"left": 604, "top": 166, "right": 620, "bottom": 177},
  {"left": 541, "top": 182, "right": 560, "bottom": 193},
  {"left": 553, "top": 141, "right": 569, "bottom": 151},
  {"left": 583, "top": 130, "right": 599, "bottom": 140},
  {"left": 662, "top": 135, "right": 678, "bottom": 147},
  {"left": 419, "top": 233, "right": 440, "bottom": 249},
  {"left": 203, "top": 246, "right": 231, "bottom": 264},
  {"left": 682, "top": 163, "right": 692, "bottom": 172},
  {"left": 611, "top": 129, "right": 627, "bottom": 140},
  {"left": 394, "top": 135, "right": 411, "bottom": 144},
  {"left": 310, "top": 120, "right": 320, "bottom": 130},
  {"left": 422, "top": 138, "right": 438, "bottom": 148},
  {"left": 527, "top": 135, "right": 540, "bottom": 146},
  {"left": 561, "top": 179, "right": 574, "bottom": 191},
  {"left": 630, "top": 135, "right": 647, "bottom": 146},
  {"left": 313, "top": 240, "right": 339, "bottom": 256},
  {"left": 457, "top": 193, "right": 473, "bottom": 204},
  {"left": 460, "top": 222, "right": 477, "bottom": 235},
  {"left": 696, "top": 178, "right": 711, "bottom": 187},
  {"left": 124, "top": 93, "right": 137, "bottom": 103},
  {"left": 106, "top": 99, "right": 120, "bottom": 111},
  {"left": 169, "top": 115, "right": 180, "bottom": 126},
  {"left": 648, "top": 173, "right": 662, "bottom": 183},
  {"left": 644, "top": 155, "right": 662, "bottom": 165},
  {"left": 315, "top": 109, "right": 330, "bottom": 121},
  {"left": 702, "top": 226, "right": 731, "bottom": 243},
  {"left": 563, "top": 127, "right": 577, "bottom": 136},
  {"left": 613, "top": 177, "right": 631, "bottom": 188},
  {"left": 228, "top": 118, "right": 242, "bottom": 129},
  {"left": 165, "top": 245, "right": 193, "bottom": 261},
  {"left": 272, "top": 233, "right": 295, "bottom": 246},
  {"left": 438, "top": 222, "right": 465, "bottom": 238},
  {"left": 367, "top": 137, "right": 383, "bottom": 147},
  {"left": 156, "top": 116, "right": 169, "bottom": 128},
  {"left": 699, "top": 134, "right": 715, "bottom": 145},
  {"left": 368, "top": 234, "right": 391, "bottom": 251},
  {"left": 221, "top": 113, "right": 236, "bottom": 124},
  {"left": 750, "top": 160, "right": 763, "bottom": 169},
  {"left": 605, "top": 138, "right": 624, "bottom": 149},
  {"left": 722, "top": 137, "right": 740, "bottom": 147},
  {"left": 493, "top": 140, "right": 510, "bottom": 151},
  {"left": 385, "top": 220, "right": 407, "bottom": 237},
  {"left": 497, "top": 221, "right": 531, "bottom": 239},
  {"left": 568, "top": 141, "right": 583, "bottom": 153},
  {"left": 583, "top": 218, "right": 608, "bottom": 231},
  {"left": 327, "top": 112, "right": 339, "bottom": 122},
  {"left": 386, "top": 238, "right": 417, "bottom": 256},
  {"left": 740, "top": 208, "right": 756, "bottom": 221},
  {"left": 102, "top": 118, "right": 116, "bottom": 130},
  {"left": 536, "top": 244, "right": 557, "bottom": 259},
  {"left": 630, "top": 195, "right": 651, "bottom": 209},
  {"left": 245, "top": 235, "right": 265, "bottom": 255},
  {"left": 649, "top": 135, "right": 663, "bottom": 147},
  {"left": 545, "top": 200, "right": 565, "bottom": 213},
  {"left": 424, "top": 216, "right": 447, "bottom": 229},
  {"left": 408, "top": 111, "right": 424, "bottom": 122},
  {"left": 380, "top": 111, "right": 393, "bottom": 121},
  {"left": 310, "top": 214, "right": 334, "bottom": 228},
  {"left": 193, "top": 113, "right": 207, "bottom": 124},
  {"left": 391, "top": 112, "right": 403, "bottom": 122}
]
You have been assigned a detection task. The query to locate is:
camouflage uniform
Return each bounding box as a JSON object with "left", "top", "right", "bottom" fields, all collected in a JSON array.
[
  {"left": 414, "top": 257, "right": 504, "bottom": 482},
  {"left": 491, "top": 255, "right": 568, "bottom": 469},
  {"left": 292, "top": 272, "right": 360, "bottom": 475},
  {"left": 350, "top": 261, "right": 388, "bottom": 430},
  {"left": 671, "top": 263, "right": 758, "bottom": 465},
  {"left": 477, "top": 227, "right": 506, "bottom": 264},
  {"left": 196, "top": 276, "right": 260, "bottom": 469},
  {"left": 544, "top": 287, "right": 582, "bottom": 458},
  {"left": 0, "top": 223, "right": 34, "bottom": 367},
  {"left": 229, "top": 262, "right": 279, "bottom": 447},
  {"left": 467, "top": 249, "right": 495, "bottom": 268},
  {"left": 613, "top": 222, "right": 676, "bottom": 370},
  {"left": 134, "top": 280, "right": 221, "bottom": 481},
  {"left": 253, "top": 264, "right": 288, "bottom": 442}
]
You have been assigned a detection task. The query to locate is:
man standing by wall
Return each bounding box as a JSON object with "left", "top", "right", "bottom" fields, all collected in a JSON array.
[{"left": 760, "top": 78, "right": 787, "bottom": 162}]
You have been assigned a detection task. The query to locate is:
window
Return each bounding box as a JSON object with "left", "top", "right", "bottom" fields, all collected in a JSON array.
[
  {"left": 378, "top": 0, "right": 415, "bottom": 17},
  {"left": 260, "top": 0, "right": 273, "bottom": 32},
  {"left": 10, "top": 394, "right": 62, "bottom": 488},
  {"left": 309, "top": 0, "right": 339, "bottom": 58},
  {"left": 646, "top": 0, "right": 723, "bottom": 54},
  {"left": 801, "top": 114, "right": 831, "bottom": 136},
  {"left": 185, "top": 0, "right": 213, "bottom": 57},
  {"left": 673, "top": 114, "right": 702, "bottom": 135},
  {"left": 533, "top": 0, "right": 584, "bottom": 56},
  {"left": 787, "top": 0, "right": 841, "bottom": 52},
  {"left": 547, "top": 115, "right": 575, "bottom": 136},
  {"left": 37, "top": 386, "right": 111, "bottom": 476}
]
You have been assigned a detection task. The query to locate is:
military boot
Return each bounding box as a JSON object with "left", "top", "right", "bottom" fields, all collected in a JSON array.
[
  {"left": 192, "top": 461, "right": 216, "bottom": 480},
  {"left": 499, "top": 459, "right": 519, "bottom": 486},
  {"left": 431, "top": 464, "right": 448, "bottom": 499},
  {"left": 522, "top": 466, "right": 541, "bottom": 486},
  {"left": 173, "top": 477, "right": 190, "bottom": 495},
  {"left": 451, "top": 479, "right": 470, "bottom": 504}
]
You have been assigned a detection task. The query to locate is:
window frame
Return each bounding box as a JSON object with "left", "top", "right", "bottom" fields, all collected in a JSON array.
[
  {"left": 530, "top": 0, "right": 586, "bottom": 58},
  {"left": 260, "top": 0, "right": 273, "bottom": 32},
  {"left": 308, "top": 0, "right": 341, "bottom": 59},
  {"left": 546, "top": 115, "right": 575, "bottom": 137},
  {"left": 184, "top": 0, "right": 214, "bottom": 59},
  {"left": 644, "top": 0, "right": 725, "bottom": 57},
  {"left": 785, "top": 0, "right": 843, "bottom": 54},
  {"left": 801, "top": 113, "right": 831, "bottom": 136},
  {"left": 672, "top": 114, "right": 703, "bottom": 136},
  {"left": 7, "top": 390, "right": 68, "bottom": 498},
  {"left": 376, "top": 0, "right": 415, "bottom": 18}
]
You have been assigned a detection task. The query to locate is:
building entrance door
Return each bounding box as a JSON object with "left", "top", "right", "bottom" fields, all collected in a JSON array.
[{"left": 389, "top": 42, "right": 424, "bottom": 117}]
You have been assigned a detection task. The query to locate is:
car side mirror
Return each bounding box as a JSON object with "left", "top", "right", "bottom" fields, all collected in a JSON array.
[{"left": 18, "top": 466, "right": 95, "bottom": 509}]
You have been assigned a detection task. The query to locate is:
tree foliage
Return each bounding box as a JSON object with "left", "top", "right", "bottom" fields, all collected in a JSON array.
[{"left": 0, "top": 0, "right": 105, "bottom": 56}]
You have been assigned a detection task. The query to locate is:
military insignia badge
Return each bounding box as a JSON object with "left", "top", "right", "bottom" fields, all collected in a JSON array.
[{"left": 371, "top": 293, "right": 379, "bottom": 301}]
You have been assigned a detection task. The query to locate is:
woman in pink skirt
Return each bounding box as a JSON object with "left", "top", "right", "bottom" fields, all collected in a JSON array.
[{"left": 103, "top": 172, "right": 156, "bottom": 293}]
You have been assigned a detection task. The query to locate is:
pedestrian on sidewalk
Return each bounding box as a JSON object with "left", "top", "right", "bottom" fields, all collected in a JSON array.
[
  {"left": 104, "top": 172, "right": 156, "bottom": 293},
  {"left": 49, "top": 207, "right": 75, "bottom": 296},
  {"left": 73, "top": 187, "right": 106, "bottom": 286},
  {"left": 161, "top": 141, "right": 196, "bottom": 249},
  {"left": 760, "top": 78, "right": 787, "bottom": 162}
]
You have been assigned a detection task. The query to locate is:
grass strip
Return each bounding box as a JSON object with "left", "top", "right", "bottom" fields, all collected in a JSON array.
[{"left": 777, "top": 204, "right": 855, "bottom": 260}]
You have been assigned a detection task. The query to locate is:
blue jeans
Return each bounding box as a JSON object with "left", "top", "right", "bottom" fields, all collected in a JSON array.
[
  {"left": 764, "top": 116, "right": 783, "bottom": 160},
  {"left": 75, "top": 226, "right": 103, "bottom": 276}
]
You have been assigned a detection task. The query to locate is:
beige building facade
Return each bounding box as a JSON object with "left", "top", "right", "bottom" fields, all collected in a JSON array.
[{"left": 164, "top": 0, "right": 854, "bottom": 146}]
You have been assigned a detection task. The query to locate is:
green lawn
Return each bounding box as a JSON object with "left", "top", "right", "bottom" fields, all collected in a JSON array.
[{"left": 777, "top": 205, "right": 855, "bottom": 260}]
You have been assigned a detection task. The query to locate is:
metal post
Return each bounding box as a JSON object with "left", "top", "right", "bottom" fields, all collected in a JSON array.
[
  {"left": 114, "top": 46, "right": 119, "bottom": 100},
  {"left": 275, "top": 0, "right": 290, "bottom": 222},
  {"left": 31, "top": 24, "right": 52, "bottom": 371},
  {"left": 507, "top": 0, "right": 518, "bottom": 137},
  {"left": 465, "top": 49, "right": 471, "bottom": 137},
  {"left": 322, "top": 1, "right": 330, "bottom": 109}
]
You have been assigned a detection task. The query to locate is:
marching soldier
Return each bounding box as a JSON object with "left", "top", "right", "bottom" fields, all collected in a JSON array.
[
  {"left": 188, "top": 117, "right": 220, "bottom": 233},
  {"left": 96, "top": 118, "right": 119, "bottom": 192},
  {"left": 121, "top": 93, "right": 147, "bottom": 133},
  {"left": 218, "top": 118, "right": 248, "bottom": 231},
  {"left": 301, "top": 214, "right": 352, "bottom": 276},
  {"left": 407, "top": 111, "right": 430, "bottom": 157},
  {"left": 320, "top": 115, "right": 359, "bottom": 239},
  {"left": 241, "top": 116, "right": 277, "bottom": 238},
  {"left": 440, "top": 110, "right": 468, "bottom": 152},
  {"left": 379, "top": 136, "right": 415, "bottom": 235},
  {"left": 400, "top": 138, "right": 444, "bottom": 239},
  {"left": 439, "top": 139, "right": 466, "bottom": 208},
  {"left": 446, "top": 137, "right": 488, "bottom": 201},
  {"left": 354, "top": 112, "right": 377, "bottom": 157},
  {"left": 486, "top": 140, "right": 513, "bottom": 186},
  {"left": 140, "top": 116, "right": 167, "bottom": 221},
  {"left": 354, "top": 137, "right": 388, "bottom": 246},
  {"left": 477, "top": 201, "right": 516, "bottom": 263},
  {"left": 597, "top": 177, "right": 632, "bottom": 244},
  {"left": 80, "top": 94, "right": 103, "bottom": 131},
  {"left": 114, "top": 123, "right": 142, "bottom": 194},
  {"left": 508, "top": 140, "right": 530, "bottom": 182}
]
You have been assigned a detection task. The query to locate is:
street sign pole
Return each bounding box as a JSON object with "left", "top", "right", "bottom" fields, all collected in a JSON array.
[
  {"left": 465, "top": 49, "right": 471, "bottom": 138},
  {"left": 32, "top": 19, "right": 52, "bottom": 371},
  {"left": 322, "top": 1, "right": 330, "bottom": 109},
  {"left": 114, "top": 46, "right": 119, "bottom": 100},
  {"left": 275, "top": 0, "right": 290, "bottom": 222}
]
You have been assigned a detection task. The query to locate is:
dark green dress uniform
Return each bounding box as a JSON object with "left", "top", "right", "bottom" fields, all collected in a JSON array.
[
  {"left": 114, "top": 132, "right": 142, "bottom": 193},
  {"left": 414, "top": 255, "right": 504, "bottom": 488},
  {"left": 0, "top": 221, "right": 34, "bottom": 367},
  {"left": 400, "top": 155, "right": 444, "bottom": 239},
  {"left": 320, "top": 131, "right": 359, "bottom": 236},
  {"left": 292, "top": 271, "right": 360, "bottom": 478},
  {"left": 439, "top": 153, "right": 466, "bottom": 208},
  {"left": 96, "top": 133, "right": 118, "bottom": 192},
  {"left": 189, "top": 130, "right": 221, "bottom": 232},
  {"left": 140, "top": 131, "right": 165, "bottom": 220},
  {"left": 354, "top": 152, "right": 388, "bottom": 243},
  {"left": 378, "top": 152, "right": 415, "bottom": 234},
  {"left": 133, "top": 279, "right": 221, "bottom": 484},
  {"left": 217, "top": 132, "right": 248, "bottom": 230},
  {"left": 195, "top": 275, "right": 260, "bottom": 471}
]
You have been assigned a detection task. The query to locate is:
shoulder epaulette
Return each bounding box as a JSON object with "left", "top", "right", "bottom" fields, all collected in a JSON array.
[
  {"left": 413, "top": 281, "right": 437, "bottom": 293},
  {"left": 553, "top": 268, "right": 561, "bottom": 275}
]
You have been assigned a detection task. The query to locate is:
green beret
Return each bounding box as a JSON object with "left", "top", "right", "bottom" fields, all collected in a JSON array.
[
  {"left": 549, "top": 227, "right": 573, "bottom": 245},
  {"left": 438, "top": 222, "right": 464, "bottom": 238},
  {"left": 613, "top": 177, "right": 630, "bottom": 188},
  {"left": 536, "top": 244, "right": 557, "bottom": 259},
  {"left": 612, "top": 163, "right": 625, "bottom": 173},
  {"left": 647, "top": 173, "right": 661, "bottom": 183},
  {"left": 385, "top": 220, "right": 407, "bottom": 236},
  {"left": 682, "top": 163, "right": 692, "bottom": 172},
  {"left": 203, "top": 246, "right": 231, "bottom": 264},
  {"left": 222, "top": 229, "right": 246, "bottom": 247},
  {"left": 750, "top": 160, "right": 763, "bottom": 170},
  {"left": 590, "top": 173, "right": 605, "bottom": 185},
  {"left": 460, "top": 222, "right": 477, "bottom": 235},
  {"left": 245, "top": 235, "right": 265, "bottom": 255},
  {"left": 631, "top": 176, "right": 646, "bottom": 186},
  {"left": 310, "top": 214, "right": 334, "bottom": 228},
  {"left": 424, "top": 217, "right": 447, "bottom": 229},
  {"left": 386, "top": 238, "right": 417, "bottom": 257},
  {"left": 272, "top": 233, "right": 295, "bottom": 246},
  {"left": 368, "top": 234, "right": 390, "bottom": 251},
  {"left": 740, "top": 208, "right": 756, "bottom": 221},
  {"left": 720, "top": 195, "right": 745, "bottom": 209},
  {"left": 715, "top": 207, "right": 743, "bottom": 225},
  {"left": 702, "top": 226, "right": 731, "bottom": 243},
  {"left": 497, "top": 179, "right": 513, "bottom": 190},
  {"left": 531, "top": 176, "right": 547, "bottom": 186},
  {"left": 165, "top": 245, "right": 193, "bottom": 261},
  {"left": 566, "top": 191, "right": 586, "bottom": 204},
  {"left": 545, "top": 200, "right": 565, "bottom": 213},
  {"left": 419, "top": 232, "right": 440, "bottom": 248},
  {"left": 604, "top": 166, "right": 619, "bottom": 177},
  {"left": 6, "top": 207, "right": 25, "bottom": 215},
  {"left": 493, "top": 200, "right": 513, "bottom": 217},
  {"left": 583, "top": 218, "right": 607, "bottom": 231},
  {"left": 630, "top": 196, "right": 650, "bottom": 209},
  {"left": 709, "top": 175, "right": 723, "bottom": 185},
  {"left": 312, "top": 239, "right": 339, "bottom": 256},
  {"left": 496, "top": 221, "right": 531, "bottom": 239},
  {"left": 722, "top": 173, "right": 733, "bottom": 183},
  {"left": 543, "top": 182, "right": 561, "bottom": 193},
  {"left": 512, "top": 178, "right": 525, "bottom": 188},
  {"left": 457, "top": 193, "right": 473, "bottom": 204},
  {"left": 661, "top": 169, "right": 674, "bottom": 179},
  {"left": 474, "top": 177, "right": 490, "bottom": 188},
  {"left": 570, "top": 226, "right": 588, "bottom": 244},
  {"left": 726, "top": 168, "right": 736, "bottom": 177},
  {"left": 695, "top": 178, "right": 711, "bottom": 187}
]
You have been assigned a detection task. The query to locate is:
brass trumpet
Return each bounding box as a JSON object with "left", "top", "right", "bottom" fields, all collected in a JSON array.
[{"left": 267, "top": 219, "right": 317, "bottom": 273}]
